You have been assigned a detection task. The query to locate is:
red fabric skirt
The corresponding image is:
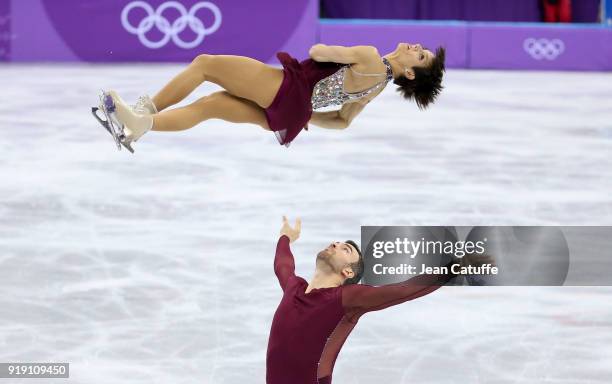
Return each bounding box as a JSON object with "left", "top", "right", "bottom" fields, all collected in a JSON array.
[
  {"left": 264, "top": 52, "right": 312, "bottom": 146},
  {"left": 264, "top": 52, "right": 341, "bottom": 147}
]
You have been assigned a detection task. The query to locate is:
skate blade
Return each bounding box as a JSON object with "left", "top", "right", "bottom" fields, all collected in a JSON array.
[
  {"left": 97, "top": 91, "right": 122, "bottom": 149},
  {"left": 118, "top": 139, "right": 135, "bottom": 153},
  {"left": 91, "top": 107, "right": 113, "bottom": 136},
  {"left": 91, "top": 105, "right": 135, "bottom": 154}
]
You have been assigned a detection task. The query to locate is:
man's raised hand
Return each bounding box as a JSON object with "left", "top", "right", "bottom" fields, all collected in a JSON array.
[{"left": 280, "top": 216, "right": 301, "bottom": 243}]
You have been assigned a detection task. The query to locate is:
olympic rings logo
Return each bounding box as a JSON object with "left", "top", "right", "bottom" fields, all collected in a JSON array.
[
  {"left": 523, "top": 38, "right": 565, "bottom": 61},
  {"left": 121, "top": 1, "right": 222, "bottom": 49}
]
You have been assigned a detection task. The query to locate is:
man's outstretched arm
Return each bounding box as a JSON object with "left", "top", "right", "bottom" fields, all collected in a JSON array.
[
  {"left": 341, "top": 259, "right": 459, "bottom": 316},
  {"left": 274, "top": 216, "right": 301, "bottom": 291}
]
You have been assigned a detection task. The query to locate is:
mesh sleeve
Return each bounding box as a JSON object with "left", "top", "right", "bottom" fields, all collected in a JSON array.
[
  {"left": 274, "top": 235, "right": 295, "bottom": 291},
  {"left": 342, "top": 260, "right": 458, "bottom": 317}
]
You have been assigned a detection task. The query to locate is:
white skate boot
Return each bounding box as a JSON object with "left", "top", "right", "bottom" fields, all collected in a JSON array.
[{"left": 91, "top": 90, "right": 153, "bottom": 153}]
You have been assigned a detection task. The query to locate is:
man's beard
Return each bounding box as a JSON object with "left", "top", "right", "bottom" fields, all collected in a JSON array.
[
  {"left": 316, "top": 250, "right": 329, "bottom": 261},
  {"left": 316, "top": 250, "right": 337, "bottom": 272}
]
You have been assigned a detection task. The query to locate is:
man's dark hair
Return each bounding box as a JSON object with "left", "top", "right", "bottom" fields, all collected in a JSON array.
[
  {"left": 343, "top": 240, "right": 364, "bottom": 285},
  {"left": 393, "top": 46, "right": 446, "bottom": 110}
]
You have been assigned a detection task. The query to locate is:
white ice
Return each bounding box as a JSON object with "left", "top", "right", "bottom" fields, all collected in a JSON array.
[{"left": 0, "top": 64, "right": 611, "bottom": 384}]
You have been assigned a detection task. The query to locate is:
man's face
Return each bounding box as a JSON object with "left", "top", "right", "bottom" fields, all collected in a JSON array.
[{"left": 317, "top": 241, "right": 360, "bottom": 279}]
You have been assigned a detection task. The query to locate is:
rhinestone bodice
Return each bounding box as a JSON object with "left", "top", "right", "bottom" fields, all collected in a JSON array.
[{"left": 310, "top": 58, "right": 393, "bottom": 110}]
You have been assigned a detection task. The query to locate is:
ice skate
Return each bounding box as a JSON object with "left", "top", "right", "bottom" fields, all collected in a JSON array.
[
  {"left": 110, "top": 90, "right": 154, "bottom": 145},
  {"left": 90, "top": 90, "right": 153, "bottom": 153},
  {"left": 91, "top": 90, "right": 132, "bottom": 152}
]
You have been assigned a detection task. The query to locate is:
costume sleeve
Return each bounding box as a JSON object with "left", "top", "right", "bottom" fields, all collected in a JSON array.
[
  {"left": 274, "top": 235, "right": 296, "bottom": 291},
  {"left": 342, "top": 260, "right": 458, "bottom": 317}
]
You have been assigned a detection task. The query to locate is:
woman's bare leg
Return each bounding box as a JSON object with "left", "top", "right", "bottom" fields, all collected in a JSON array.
[
  {"left": 151, "top": 58, "right": 208, "bottom": 111},
  {"left": 152, "top": 91, "right": 270, "bottom": 132},
  {"left": 151, "top": 54, "right": 284, "bottom": 111}
]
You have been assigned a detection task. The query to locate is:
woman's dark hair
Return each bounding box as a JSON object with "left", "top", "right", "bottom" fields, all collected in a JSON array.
[
  {"left": 393, "top": 46, "right": 446, "bottom": 109},
  {"left": 343, "top": 240, "right": 364, "bottom": 285}
]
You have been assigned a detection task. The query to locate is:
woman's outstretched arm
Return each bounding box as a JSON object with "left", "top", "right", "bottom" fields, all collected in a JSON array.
[{"left": 309, "top": 44, "right": 379, "bottom": 64}]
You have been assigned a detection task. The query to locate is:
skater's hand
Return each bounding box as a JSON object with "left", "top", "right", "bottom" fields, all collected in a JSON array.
[{"left": 280, "top": 216, "right": 301, "bottom": 243}]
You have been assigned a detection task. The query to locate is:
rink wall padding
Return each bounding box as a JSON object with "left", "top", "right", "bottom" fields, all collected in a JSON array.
[
  {"left": 1, "top": 0, "right": 611, "bottom": 71},
  {"left": 320, "top": 20, "right": 612, "bottom": 71}
]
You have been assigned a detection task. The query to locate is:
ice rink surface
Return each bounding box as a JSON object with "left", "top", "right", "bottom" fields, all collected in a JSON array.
[{"left": 1, "top": 64, "right": 611, "bottom": 383}]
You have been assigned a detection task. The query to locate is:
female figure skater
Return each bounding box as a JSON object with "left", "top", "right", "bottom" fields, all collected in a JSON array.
[{"left": 96, "top": 43, "right": 445, "bottom": 151}]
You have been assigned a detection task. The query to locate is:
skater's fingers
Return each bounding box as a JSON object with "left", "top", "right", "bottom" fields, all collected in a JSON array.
[
  {"left": 295, "top": 218, "right": 302, "bottom": 231},
  {"left": 282, "top": 215, "right": 288, "bottom": 224}
]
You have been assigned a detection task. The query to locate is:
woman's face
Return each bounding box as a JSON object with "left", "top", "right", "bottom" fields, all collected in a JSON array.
[{"left": 394, "top": 42, "right": 434, "bottom": 74}]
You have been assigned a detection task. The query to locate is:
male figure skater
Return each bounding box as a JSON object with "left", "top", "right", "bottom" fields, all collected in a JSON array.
[{"left": 267, "top": 217, "right": 491, "bottom": 384}]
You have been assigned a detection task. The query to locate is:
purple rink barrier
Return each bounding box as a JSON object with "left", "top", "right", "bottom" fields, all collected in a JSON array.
[
  {"left": 318, "top": 20, "right": 469, "bottom": 68},
  {"left": 470, "top": 23, "right": 612, "bottom": 71},
  {"left": 0, "top": 1, "right": 9, "bottom": 61},
  {"left": 320, "top": 20, "right": 612, "bottom": 71},
  {"left": 5, "top": 0, "right": 317, "bottom": 63}
]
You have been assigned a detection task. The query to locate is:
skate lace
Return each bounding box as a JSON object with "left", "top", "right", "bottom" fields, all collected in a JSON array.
[{"left": 132, "top": 96, "right": 150, "bottom": 114}]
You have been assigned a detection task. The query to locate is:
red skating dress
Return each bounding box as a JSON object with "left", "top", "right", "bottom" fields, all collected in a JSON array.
[
  {"left": 266, "top": 235, "right": 458, "bottom": 384},
  {"left": 264, "top": 52, "right": 342, "bottom": 146}
]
